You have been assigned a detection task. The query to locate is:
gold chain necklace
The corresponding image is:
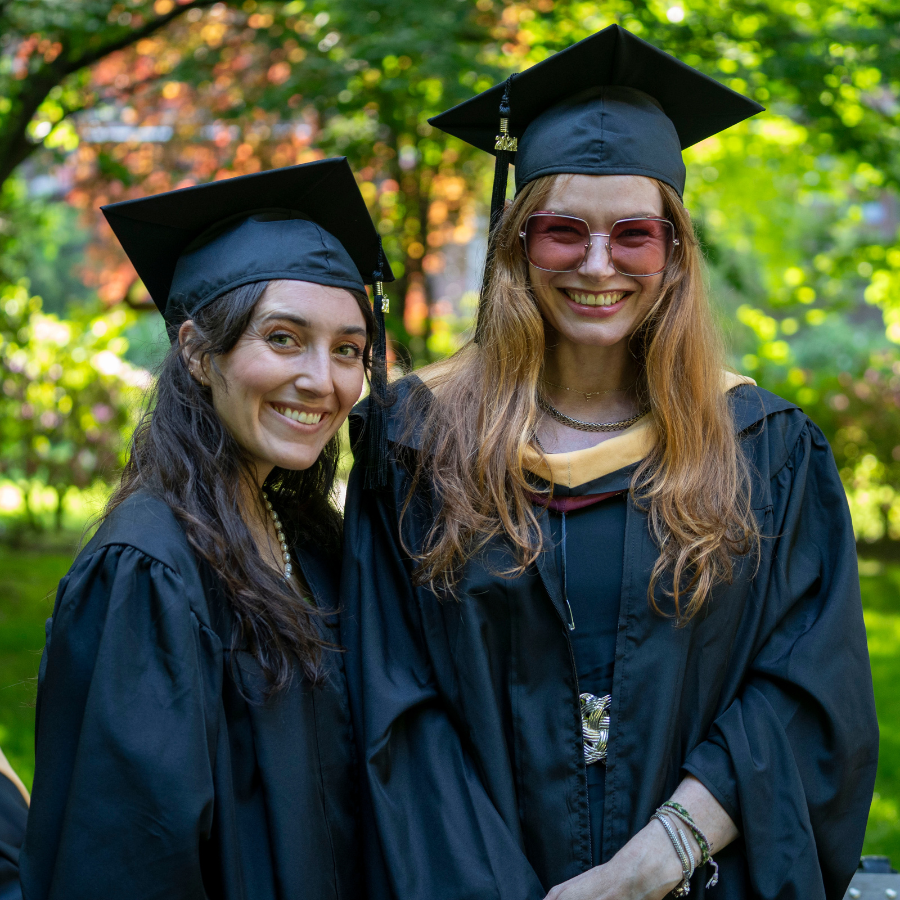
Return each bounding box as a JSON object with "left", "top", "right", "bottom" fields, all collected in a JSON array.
[{"left": 542, "top": 378, "right": 636, "bottom": 402}]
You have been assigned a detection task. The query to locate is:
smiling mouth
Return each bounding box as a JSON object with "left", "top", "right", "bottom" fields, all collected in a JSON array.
[
  {"left": 562, "top": 289, "right": 630, "bottom": 307},
  {"left": 271, "top": 404, "right": 328, "bottom": 425}
]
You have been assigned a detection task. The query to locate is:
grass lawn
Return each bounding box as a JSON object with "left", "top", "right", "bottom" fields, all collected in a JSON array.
[
  {"left": 0, "top": 546, "right": 72, "bottom": 788},
  {"left": 858, "top": 559, "right": 900, "bottom": 859},
  {"left": 1, "top": 544, "right": 900, "bottom": 862}
]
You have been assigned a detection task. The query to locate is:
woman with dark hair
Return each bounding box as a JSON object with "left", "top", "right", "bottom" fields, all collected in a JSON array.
[
  {"left": 342, "top": 27, "right": 878, "bottom": 900},
  {"left": 19, "top": 158, "right": 393, "bottom": 900}
]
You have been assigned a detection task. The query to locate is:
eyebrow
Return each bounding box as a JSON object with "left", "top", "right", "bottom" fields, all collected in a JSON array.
[
  {"left": 549, "top": 210, "right": 663, "bottom": 220},
  {"left": 260, "top": 312, "right": 367, "bottom": 338}
]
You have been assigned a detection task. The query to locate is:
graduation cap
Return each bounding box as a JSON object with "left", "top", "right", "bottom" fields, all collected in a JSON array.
[
  {"left": 430, "top": 23, "right": 763, "bottom": 243},
  {"left": 101, "top": 157, "right": 395, "bottom": 489}
]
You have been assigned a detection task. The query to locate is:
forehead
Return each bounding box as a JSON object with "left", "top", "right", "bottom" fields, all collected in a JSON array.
[
  {"left": 543, "top": 174, "right": 664, "bottom": 223},
  {"left": 252, "top": 280, "right": 365, "bottom": 324}
]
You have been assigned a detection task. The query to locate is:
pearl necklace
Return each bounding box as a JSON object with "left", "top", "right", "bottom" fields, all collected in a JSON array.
[{"left": 262, "top": 490, "right": 292, "bottom": 579}]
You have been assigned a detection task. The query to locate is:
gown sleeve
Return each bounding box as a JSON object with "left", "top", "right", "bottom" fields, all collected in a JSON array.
[
  {"left": 0, "top": 770, "right": 27, "bottom": 900},
  {"left": 20, "top": 544, "right": 220, "bottom": 900},
  {"left": 342, "top": 456, "right": 546, "bottom": 900},
  {"left": 682, "top": 419, "right": 878, "bottom": 900}
]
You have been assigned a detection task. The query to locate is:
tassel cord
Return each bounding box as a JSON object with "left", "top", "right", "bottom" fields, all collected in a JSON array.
[
  {"left": 477, "top": 75, "right": 516, "bottom": 343},
  {"left": 363, "top": 240, "right": 390, "bottom": 490}
]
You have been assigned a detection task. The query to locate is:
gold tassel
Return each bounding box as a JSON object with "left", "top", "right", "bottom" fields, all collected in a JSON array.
[
  {"left": 494, "top": 117, "right": 518, "bottom": 152},
  {"left": 375, "top": 280, "right": 389, "bottom": 314}
]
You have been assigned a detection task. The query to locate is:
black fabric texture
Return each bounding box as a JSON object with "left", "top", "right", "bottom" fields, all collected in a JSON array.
[
  {"left": 341, "top": 378, "right": 878, "bottom": 900},
  {"left": 549, "top": 494, "right": 627, "bottom": 867},
  {"left": 429, "top": 25, "right": 764, "bottom": 197},
  {"left": 19, "top": 491, "right": 361, "bottom": 900},
  {"left": 101, "top": 157, "right": 394, "bottom": 325},
  {"left": 0, "top": 775, "right": 25, "bottom": 900}
]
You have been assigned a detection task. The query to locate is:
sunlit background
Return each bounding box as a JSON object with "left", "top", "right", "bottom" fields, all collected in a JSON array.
[{"left": 2, "top": 0, "right": 900, "bottom": 862}]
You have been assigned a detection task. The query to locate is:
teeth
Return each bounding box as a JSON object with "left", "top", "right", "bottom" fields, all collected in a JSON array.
[
  {"left": 274, "top": 405, "right": 325, "bottom": 424},
  {"left": 565, "top": 290, "right": 627, "bottom": 307}
]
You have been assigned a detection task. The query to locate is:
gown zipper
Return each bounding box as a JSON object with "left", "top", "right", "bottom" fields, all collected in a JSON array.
[{"left": 560, "top": 509, "right": 576, "bottom": 631}]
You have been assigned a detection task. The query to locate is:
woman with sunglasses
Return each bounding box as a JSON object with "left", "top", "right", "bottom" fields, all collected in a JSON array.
[{"left": 342, "top": 26, "right": 877, "bottom": 900}]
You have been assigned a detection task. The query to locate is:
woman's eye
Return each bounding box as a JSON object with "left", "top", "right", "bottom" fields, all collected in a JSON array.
[
  {"left": 268, "top": 332, "right": 295, "bottom": 347},
  {"left": 336, "top": 343, "right": 364, "bottom": 359}
]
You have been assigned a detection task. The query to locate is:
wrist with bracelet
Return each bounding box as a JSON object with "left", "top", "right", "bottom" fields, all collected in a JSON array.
[{"left": 652, "top": 801, "right": 719, "bottom": 895}]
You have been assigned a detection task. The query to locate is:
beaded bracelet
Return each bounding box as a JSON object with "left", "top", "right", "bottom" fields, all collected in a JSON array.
[
  {"left": 660, "top": 801, "right": 720, "bottom": 889},
  {"left": 652, "top": 811, "right": 694, "bottom": 897}
]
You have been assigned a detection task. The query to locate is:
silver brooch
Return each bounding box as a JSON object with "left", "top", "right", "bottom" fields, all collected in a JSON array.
[{"left": 580, "top": 692, "right": 611, "bottom": 765}]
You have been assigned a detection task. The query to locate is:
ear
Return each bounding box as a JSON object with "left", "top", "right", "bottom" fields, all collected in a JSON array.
[{"left": 178, "top": 320, "right": 207, "bottom": 386}]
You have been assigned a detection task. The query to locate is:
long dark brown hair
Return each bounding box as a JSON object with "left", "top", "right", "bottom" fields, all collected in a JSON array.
[
  {"left": 105, "top": 280, "right": 374, "bottom": 689},
  {"left": 407, "top": 174, "right": 757, "bottom": 622}
]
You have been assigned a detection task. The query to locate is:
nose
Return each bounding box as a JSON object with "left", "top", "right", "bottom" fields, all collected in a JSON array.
[
  {"left": 293, "top": 344, "right": 334, "bottom": 398},
  {"left": 578, "top": 235, "right": 617, "bottom": 280}
]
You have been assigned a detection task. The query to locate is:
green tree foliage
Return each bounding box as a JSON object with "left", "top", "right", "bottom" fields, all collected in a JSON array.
[
  {"left": 0, "top": 281, "right": 142, "bottom": 530},
  {"left": 0, "top": 0, "right": 225, "bottom": 185},
  {"left": 7, "top": 0, "right": 900, "bottom": 538}
]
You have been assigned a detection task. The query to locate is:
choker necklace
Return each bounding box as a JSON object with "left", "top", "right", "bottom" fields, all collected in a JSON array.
[
  {"left": 538, "top": 396, "right": 648, "bottom": 433},
  {"left": 263, "top": 489, "right": 292, "bottom": 579},
  {"left": 542, "top": 378, "right": 636, "bottom": 402}
]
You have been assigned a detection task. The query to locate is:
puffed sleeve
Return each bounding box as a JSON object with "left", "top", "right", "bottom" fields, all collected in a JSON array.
[
  {"left": 342, "top": 456, "right": 546, "bottom": 900},
  {"left": 19, "top": 545, "right": 221, "bottom": 900},
  {"left": 682, "top": 419, "right": 878, "bottom": 900}
]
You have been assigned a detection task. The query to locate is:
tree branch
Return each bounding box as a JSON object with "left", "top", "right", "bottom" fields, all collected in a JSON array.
[
  {"left": 0, "top": 0, "right": 234, "bottom": 188},
  {"left": 61, "top": 0, "right": 224, "bottom": 78}
]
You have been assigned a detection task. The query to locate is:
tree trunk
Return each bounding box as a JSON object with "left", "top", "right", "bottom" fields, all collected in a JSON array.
[{"left": 54, "top": 487, "right": 65, "bottom": 532}]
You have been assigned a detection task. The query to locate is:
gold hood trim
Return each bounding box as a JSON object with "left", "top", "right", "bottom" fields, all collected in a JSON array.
[{"left": 524, "top": 371, "right": 756, "bottom": 489}]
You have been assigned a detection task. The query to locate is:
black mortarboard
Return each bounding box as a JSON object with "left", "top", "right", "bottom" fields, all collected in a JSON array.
[
  {"left": 430, "top": 24, "right": 763, "bottom": 226},
  {"left": 101, "top": 157, "right": 395, "bottom": 489},
  {"left": 101, "top": 157, "right": 393, "bottom": 325}
]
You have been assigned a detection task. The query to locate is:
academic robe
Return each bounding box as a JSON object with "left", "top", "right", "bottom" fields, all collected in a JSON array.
[
  {"left": 0, "top": 772, "right": 26, "bottom": 900},
  {"left": 19, "top": 490, "right": 360, "bottom": 900},
  {"left": 341, "top": 376, "right": 878, "bottom": 900}
]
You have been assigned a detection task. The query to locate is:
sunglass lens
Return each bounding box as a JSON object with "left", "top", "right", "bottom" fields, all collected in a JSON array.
[
  {"left": 524, "top": 215, "right": 590, "bottom": 271},
  {"left": 609, "top": 219, "right": 673, "bottom": 276}
]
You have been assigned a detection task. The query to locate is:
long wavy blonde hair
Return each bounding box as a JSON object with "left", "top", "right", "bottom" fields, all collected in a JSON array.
[{"left": 405, "top": 173, "right": 757, "bottom": 622}]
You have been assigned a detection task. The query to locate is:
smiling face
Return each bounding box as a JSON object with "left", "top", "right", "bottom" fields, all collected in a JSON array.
[
  {"left": 528, "top": 174, "right": 668, "bottom": 349},
  {"left": 188, "top": 280, "right": 368, "bottom": 483}
]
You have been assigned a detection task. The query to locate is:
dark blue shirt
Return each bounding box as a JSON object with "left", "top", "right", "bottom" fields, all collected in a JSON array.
[{"left": 550, "top": 492, "right": 627, "bottom": 864}]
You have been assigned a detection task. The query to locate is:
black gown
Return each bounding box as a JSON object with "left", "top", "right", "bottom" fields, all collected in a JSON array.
[
  {"left": 548, "top": 493, "right": 626, "bottom": 866},
  {"left": 19, "top": 490, "right": 361, "bottom": 900},
  {"left": 341, "top": 376, "right": 879, "bottom": 900},
  {"left": 0, "top": 773, "right": 26, "bottom": 900}
]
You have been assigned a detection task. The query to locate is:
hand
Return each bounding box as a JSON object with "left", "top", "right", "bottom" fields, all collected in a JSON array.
[
  {"left": 544, "top": 776, "right": 738, "bottom": 900},
  {"left": 543, "top": 818, "right": 683, "bottom": 900}
]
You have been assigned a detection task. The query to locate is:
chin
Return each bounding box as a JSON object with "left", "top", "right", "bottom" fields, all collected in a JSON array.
[
  {"left": 263, "top": 446, "right": 326, "bottom": 473},
  {"left": 278, "top": 454, "right": 322, "bottom": 472},
  {"left": 558, "top": 322, "right": 633, "bottom": 347}
]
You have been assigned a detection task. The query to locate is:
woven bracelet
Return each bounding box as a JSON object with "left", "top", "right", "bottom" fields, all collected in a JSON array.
[{"left": 661, "top": 801, "right": 720, "bottom": 889}]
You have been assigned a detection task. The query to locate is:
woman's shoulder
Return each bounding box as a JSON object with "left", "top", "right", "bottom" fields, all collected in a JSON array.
[
  {"left": 729, "top": 381, "right": 801, "bottom": 431},
  {"left": 350, "top": 372, "right": 434, "bottom": 451},
  {"left": 57, "top": 490, "right": 214, "bottom": 632},
  {"left": 78, "top": 490, "right": 199, "bottom": 582},
  {"left": 729, "top": 381, "right": 833, "bottom": 482}
]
